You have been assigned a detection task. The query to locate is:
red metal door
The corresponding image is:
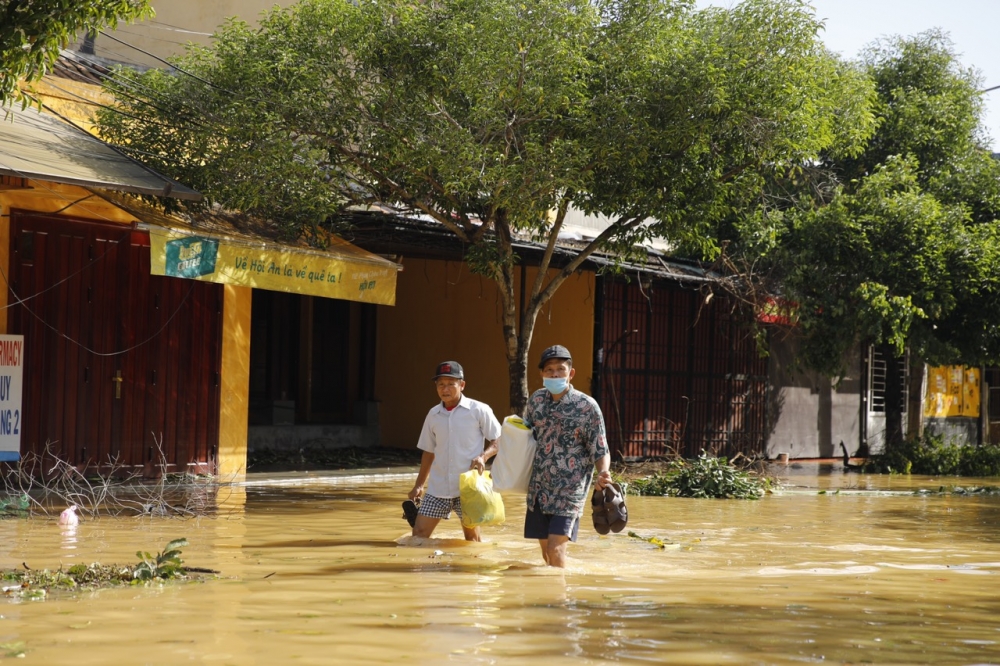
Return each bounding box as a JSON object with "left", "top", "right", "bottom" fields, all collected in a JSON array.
[{"left": 8, "top": 212, "right": 222, "bottom": 474}]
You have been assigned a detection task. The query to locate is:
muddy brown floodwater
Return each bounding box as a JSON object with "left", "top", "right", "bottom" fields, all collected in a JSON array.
[{"left": 2, "top": 467, "right": 1000, "bottom": 665}]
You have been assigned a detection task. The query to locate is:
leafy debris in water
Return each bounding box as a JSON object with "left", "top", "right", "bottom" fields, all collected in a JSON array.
[{"left": 2, "top": 539, "right": 219, "bottom": 601}]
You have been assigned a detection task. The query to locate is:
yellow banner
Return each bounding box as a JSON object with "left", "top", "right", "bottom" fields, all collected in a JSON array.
[
  {"left": 923, "top": 365, "right": 980, "bottom": 418},
  {"left": 148, "top": 228, "right": 398, "bottom": 306},
  {"left": 962, "top": 367, "right": 981, "bottom": 417}
]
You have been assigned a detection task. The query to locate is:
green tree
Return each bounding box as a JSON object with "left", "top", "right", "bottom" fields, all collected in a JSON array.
[
  {"left": 97, "top": 0, "right": 874, "bottom": 413},
  {"left": 756, "top": 31, "right": 1000, "bottom": 448},
  {"left": 0, "top": 0, "right": 153, "bottom": 105}
]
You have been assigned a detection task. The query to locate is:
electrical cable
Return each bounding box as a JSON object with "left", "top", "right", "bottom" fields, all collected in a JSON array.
[
  {"left": 146, "top": 20, "right": 212, "bottom": 37},
  {"left": 98, "top": 30, "right": 238, "bottom": 97},
  {"left": 0, "top": 252, "right": 198, "bottom": 357},
  {"left": 0, "top": 163, "right": 201, "bottom": 356},
  {"left": 107, "top": 27, "right": 192, "bottom": 48},
  {"left": 28, "top": 74, "right": 206, "bottom": 133}
]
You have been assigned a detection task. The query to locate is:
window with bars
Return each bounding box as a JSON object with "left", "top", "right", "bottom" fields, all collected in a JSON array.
[{"left": 868, "top": 346, "right": 908, "bottom": 414}]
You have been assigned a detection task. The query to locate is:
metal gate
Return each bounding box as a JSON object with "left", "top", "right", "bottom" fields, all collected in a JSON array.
[{"left": 594, "top": 277, "right": 768, "bottom": 460}]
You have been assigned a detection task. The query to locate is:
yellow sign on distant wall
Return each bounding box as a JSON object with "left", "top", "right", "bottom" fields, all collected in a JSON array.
[
  {"left": 923, "top": 365, "right": 980, "bottom": 418},
  {"left": 148, "top": 228, "right": 398, "bottom": 306}
]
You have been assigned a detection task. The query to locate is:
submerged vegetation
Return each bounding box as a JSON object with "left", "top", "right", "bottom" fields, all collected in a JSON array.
[
  {"left": 0, "top": 443, "right": 224, "bottom": 521},
  {"left": 1, "top": 539, "right": 217, "bottom": 601},
  {"left": 623, "top": 452, "right": 773, "bottom": 499},
  {"left": 867, "top": 435, "right": 1000, "bottom": 476}
]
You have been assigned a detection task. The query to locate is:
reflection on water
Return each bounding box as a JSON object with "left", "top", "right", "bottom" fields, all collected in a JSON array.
[{"left": 3, "top": 470, "right": 1000, "bottom": 664}]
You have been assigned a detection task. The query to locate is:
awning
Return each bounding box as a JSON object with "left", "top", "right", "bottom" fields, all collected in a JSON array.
[
  {"left": 93, "top": 190, "right": 400, "bottom": 306},
  {"left": 0, "top": 104, "right": 201, "bottom": 200}
]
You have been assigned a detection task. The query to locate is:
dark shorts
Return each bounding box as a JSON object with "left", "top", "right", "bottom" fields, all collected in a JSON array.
[{"left": 524, "top": 497, "right": 580, "bottom": 542}]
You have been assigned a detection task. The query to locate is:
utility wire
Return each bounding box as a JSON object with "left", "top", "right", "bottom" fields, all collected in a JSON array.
[
  {"left": 0, "top": 165, "right": 200, "bottom": 357},
  {"left": 98, "top": 30, "right": 238, "bottom": 97},
  {"left": 146, "top": 20, "right": 212, "bottom": 37},
  {"left": 31, "top": 73, "right": 207, "bottom": 133},
  {"left": 0, "top": 253, "right": 198, "bottom": 358}
]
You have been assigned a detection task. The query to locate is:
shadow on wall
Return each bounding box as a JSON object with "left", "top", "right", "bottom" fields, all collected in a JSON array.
[{"left": 767, "top": 335, "right": 862, "bottom": 460}]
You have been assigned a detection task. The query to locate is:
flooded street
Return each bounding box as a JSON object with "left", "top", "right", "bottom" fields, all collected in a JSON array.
[{"left": 3, "top": 468, "right": 1000, "bottom": 665}]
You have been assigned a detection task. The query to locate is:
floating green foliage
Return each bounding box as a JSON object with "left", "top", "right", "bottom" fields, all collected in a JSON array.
[
  {"left": 627, "top": 452, "right": 771, "bottom": 499},
  {"left": 2, "top": 539, "right": 202, "bottom": 601},
  {"left": 0, "top": 493, "right": 29, "bottom": 517},
  {"left": 915, "top": 486, "right": 1000, "bottom": 496},
  {"left": 0, "top": 642, "right": 26, "bottom": 659},
  {"left": 867, "top": 434, "right": 1000, "bottom": 476},
  {"left": 133, "top": 538, "right": 189, "bottom": 581}
]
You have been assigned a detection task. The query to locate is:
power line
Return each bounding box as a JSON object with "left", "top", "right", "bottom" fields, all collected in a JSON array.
[
  {"left": 147, "top": 19, "right": 212, "bottom": 37},
  {"left": 97, "top": 30, "right": 238, "bottom": 97}
]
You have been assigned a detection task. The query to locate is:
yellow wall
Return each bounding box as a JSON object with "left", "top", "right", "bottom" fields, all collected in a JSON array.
[
  {"left": 23, "top": 78, "right": 113, "bottom": 134},
  {"left": 375, "top": 258, "right": 596, "bottom": 449},
  {"left": 217, "top": 284, "right": 252, "bottom": 480}
]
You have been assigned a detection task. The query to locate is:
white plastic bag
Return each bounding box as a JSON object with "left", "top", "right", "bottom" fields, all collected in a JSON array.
[{"left": 491, "top": 415, "right": 536, "bottom": 493}]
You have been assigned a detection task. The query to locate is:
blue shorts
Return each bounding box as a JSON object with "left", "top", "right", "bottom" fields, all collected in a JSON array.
[
  {"left": 524, "top": 497, "right": 580, "bottom": 542},
  {"left": 418, "top": 493, "right": 463, "bottom": 520}
]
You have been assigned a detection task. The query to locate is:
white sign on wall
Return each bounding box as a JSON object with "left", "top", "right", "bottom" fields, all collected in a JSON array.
[{"left": 0, "top": 335, "right": 23, "bottom": 461}]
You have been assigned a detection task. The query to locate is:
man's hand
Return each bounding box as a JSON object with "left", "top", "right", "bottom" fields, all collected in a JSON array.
[
  {"left": 595, "top": 469, "right": 612, "bottom": 490},
  {"left": 470, "top": 455, "right": 486, "bottom": 473},
  {"left": 408, "top": 485, "right": 425, "bottom": 501}
]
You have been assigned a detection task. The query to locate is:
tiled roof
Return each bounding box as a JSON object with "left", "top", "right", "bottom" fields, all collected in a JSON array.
[
  {"left": 50, "top": 52, "right": 110, "bottom": 86},
  {"left": 340, "top": 211, "right": 722, "bottom": 285}
]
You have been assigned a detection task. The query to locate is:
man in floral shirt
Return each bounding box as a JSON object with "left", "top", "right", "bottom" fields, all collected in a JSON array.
[{"left": 523, "top": 344, "right": 611, "bottom": 567}]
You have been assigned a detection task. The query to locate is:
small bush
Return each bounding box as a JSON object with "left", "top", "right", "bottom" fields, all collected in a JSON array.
[
  {"left": 628, "top": 452, "right": 770, "bottom": 499},
  {"left": 867, "top": 434, "right": 1000, "bottom": 476}
]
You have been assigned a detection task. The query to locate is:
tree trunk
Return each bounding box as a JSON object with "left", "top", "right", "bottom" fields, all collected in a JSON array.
[
  {"left": 492, "top": 214, "right": 532, "bottom": 416},
  {"left": 883, "top": 347, "right": 906, "bottom": 450},
  {"left": 488, "top": 201, "right": 620, "bottom": 416}
]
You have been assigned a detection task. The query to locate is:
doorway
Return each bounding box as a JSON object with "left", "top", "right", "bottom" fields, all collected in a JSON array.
[{"left": 248, "top": 290, "right": 376, "bottom": 426}]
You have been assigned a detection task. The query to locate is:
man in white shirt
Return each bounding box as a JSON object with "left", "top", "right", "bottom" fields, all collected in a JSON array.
[{"left": 406, "top": 361, "right": 502, "bottom": 541}]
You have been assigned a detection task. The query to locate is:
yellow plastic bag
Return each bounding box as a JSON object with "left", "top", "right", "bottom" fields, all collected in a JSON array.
[{"left": 458, "top": 469, "right": 506, "bottom": 528}]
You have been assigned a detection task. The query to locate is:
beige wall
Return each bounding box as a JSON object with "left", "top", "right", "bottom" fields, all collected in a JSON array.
[
  {"left": 375, "top": 258, "right": 596, "bottom": 449},
  {"left": 87, "top": 1, "right": 297, "bottom": 67}
]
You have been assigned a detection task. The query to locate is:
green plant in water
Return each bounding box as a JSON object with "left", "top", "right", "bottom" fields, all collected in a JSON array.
[
  {"left": 628, "top": 452, "right": 770, "bottom": 499},
  {"left": 0, "top": 642, "right": 26, "bottom": 659},
  {"left": 867, "top": 434, "right": 1000, "bottom": 476},
  {"left": 133, "top": 538, "right": 188, "bottom": 580},
  {"left": 2, "top": 539, "right": 214, "bottom": 601},
  {"left": 0, "top": 493, "right": 30, "bottom": 517}
]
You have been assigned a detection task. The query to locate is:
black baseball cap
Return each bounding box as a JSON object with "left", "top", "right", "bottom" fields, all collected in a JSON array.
[
  {"left": 433, "top": 361, "right": 464, "bottom": 380},
  {"left": 538, "top": 345, "right": 572, "bottom": 368}
]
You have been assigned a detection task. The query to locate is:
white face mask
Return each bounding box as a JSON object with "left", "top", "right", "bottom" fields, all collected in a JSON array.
[{"left": 543, "top": 377, "right": 569, "bottom": 395}]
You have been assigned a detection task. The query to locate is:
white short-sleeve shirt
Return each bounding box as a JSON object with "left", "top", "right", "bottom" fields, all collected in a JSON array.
[{"left": 417, "top": 394, "right": 502, "bottom": 498}]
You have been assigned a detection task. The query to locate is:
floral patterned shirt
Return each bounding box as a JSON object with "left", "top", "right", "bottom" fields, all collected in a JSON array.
[{"left": 524, "top": 385, "right": 609, "bottom": 518}]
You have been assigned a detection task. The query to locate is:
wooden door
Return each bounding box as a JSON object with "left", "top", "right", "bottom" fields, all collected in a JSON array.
[{"left": 8, "top": 212, "right": 222, "bottom": 474}]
